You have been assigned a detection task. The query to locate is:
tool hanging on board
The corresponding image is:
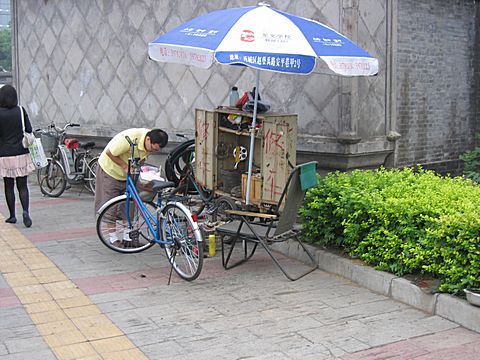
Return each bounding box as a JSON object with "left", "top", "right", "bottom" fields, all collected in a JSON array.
[{"left": 233, "top": 146, "right": 247, "bottom": 169}]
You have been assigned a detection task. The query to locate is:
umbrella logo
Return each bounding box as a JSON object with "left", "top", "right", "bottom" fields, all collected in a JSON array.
[{"left": 240, "top": 30, "right": 255, "bottom": 42}]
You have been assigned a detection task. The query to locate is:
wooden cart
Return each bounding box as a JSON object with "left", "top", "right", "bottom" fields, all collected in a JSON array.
[{"left": 195, "top": 107, "right": 297, "bottom": 211}]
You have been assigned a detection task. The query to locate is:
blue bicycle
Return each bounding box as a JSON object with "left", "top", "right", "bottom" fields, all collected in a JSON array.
[{"left": 96, "top": 136, "right": 204, "bottom": 281}]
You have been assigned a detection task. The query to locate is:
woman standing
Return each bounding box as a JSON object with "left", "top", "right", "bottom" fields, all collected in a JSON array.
[{"left": 0, "top": 85, "right": 35, "bottom": 227}]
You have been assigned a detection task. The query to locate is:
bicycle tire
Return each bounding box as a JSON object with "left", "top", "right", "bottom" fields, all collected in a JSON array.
[
  {"left": 85, "top": 157, "right": 98, "bottom": 194},
  {"left": 169, "top": 145, "right": 198, "bottom": 194},
  {"left": 96, "top": 196, "right": 157, "bottom": 254},
  {"left": 39, "top": 159, "right": 67, "bottom": 197},
  {"left": 162, "top": 202, "right": 203, "bottom": 281},
  {"left": 165, "top": 139, "right": 194, "bottom": 185},
  {"left": 74, "top": 151, "right": 85, "bottom": 173},
  {"left": 174, "top": 146, "right": 195, "bottom": 176},
  {"left": 36, "top": 156, "right": 54, "bottom": 185}
]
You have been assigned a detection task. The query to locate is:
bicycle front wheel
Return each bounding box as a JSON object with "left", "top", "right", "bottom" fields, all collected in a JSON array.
[
  {"left": 38, "top": 159, "right": 67, "bottom": 197},
  {"left": 162, "top": 202, "right": 203, "bottom": 281},
  {"left": 96, "top": 196, "right": 157, "bottom": 254}
]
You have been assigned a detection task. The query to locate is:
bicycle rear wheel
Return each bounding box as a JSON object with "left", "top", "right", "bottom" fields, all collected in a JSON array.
[
  {"left": 85, "top": 157, "right": 98, "bottom": 194},
  {"left": 38, "top": 159, "right": 67, "bottom": 197},
  {"left": 74, "top": 151, "right": 86, "bottom": 173},
  {"left": 162, "top": 202, "right": 203, "bottom": 281},
  {"left": 96, "top": 196, "right": 157, "bottom": 254}
]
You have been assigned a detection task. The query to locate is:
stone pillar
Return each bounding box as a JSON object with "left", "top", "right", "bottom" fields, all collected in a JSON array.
[
  {"left": 337, "top": 0, "right": 361, "bottom": 145},
  {"left": 384, "top": 0, "right": 401, "bottom": 167},
  {"left": 475, "top": 2, "right": 480, "bottom": 137},
  {"left": 11, "top": 0, "right": 19, "bottom": 95},
  {"left": 304, "top": 0, "right": 398, "bottom": 173}
]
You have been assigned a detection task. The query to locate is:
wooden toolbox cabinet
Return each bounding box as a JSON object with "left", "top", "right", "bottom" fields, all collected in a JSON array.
[{"left": 195, "top": 108, "right": 297, "bottom": 208}]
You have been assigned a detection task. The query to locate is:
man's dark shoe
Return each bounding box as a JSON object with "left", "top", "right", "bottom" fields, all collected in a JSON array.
[{"left": 5, "top": 216, "right": 16, "bottom": 224}]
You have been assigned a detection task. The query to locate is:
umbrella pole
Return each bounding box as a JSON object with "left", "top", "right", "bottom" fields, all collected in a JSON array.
[{"left": 245, "top": 69, "right": 260, "bottom": 205}]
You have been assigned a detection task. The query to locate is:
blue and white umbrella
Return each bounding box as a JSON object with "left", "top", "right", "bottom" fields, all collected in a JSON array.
[{"left": 149, "top": 3, "right": 378, "bottom": 203}]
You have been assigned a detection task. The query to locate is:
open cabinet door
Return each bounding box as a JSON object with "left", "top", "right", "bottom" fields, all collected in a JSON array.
[
  {"left": 194, "top": 109, "right": 217, "bottom": 190},
  {"left": 261, "top": 115, "right": 297, "bottom": 204}
]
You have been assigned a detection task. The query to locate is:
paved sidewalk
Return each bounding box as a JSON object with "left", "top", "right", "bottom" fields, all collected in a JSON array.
[{"left": 0, "top": 179, "right": 479, "bottom": 359}]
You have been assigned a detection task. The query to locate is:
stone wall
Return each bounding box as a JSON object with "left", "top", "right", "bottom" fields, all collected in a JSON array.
[
  {"left": 476, "top": 2, "right": 480, "bottom": 151},
  {"left": 395, "top": 0, "right": 478, "bottom": 175},
  {"left": 11, "top": 0, "right": 480, "bottom": 174},
  {"left": 12, "top": 0, "right": 389, "bottom": 166}
]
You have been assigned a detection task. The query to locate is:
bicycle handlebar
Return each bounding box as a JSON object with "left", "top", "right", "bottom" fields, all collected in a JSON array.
[
  {"left": 125, "top": 135, "right": 136, "bottom": 147},
  {"left": 38, "top": 122, "right": 81, "bottom": 134}
]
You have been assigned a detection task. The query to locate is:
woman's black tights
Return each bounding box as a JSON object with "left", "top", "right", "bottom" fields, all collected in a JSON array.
[{"left": 4, "top": 176, "right": 29, "bottom": 220}]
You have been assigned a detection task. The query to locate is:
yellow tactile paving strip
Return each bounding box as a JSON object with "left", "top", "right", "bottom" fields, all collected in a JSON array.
[{"left": 0, "top": 218, "right": 149, "bottom": 360}]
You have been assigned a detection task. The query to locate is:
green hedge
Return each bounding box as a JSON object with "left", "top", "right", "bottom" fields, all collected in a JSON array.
[{"left": 299, "top": 167, "right": 480, "bottom": 295}]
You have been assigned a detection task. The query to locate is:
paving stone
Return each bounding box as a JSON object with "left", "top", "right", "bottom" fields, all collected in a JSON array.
[
  {"left": 89, "top": 335, "right": 136, "bottom": 354},
  {"left": 139, "top": 340, "right": 187, "bottom": 359},
  {"left": 51, "top": 342, "right": 98, "bottom": 360},
  {"left": 0, "top": 324, "right": 42, "bottom": 341},
  {"left": 0, "top": 348, "right": 57, "bottom": 360},
  {"left": 4, "top": 336, "right": 49, "bottom": 355},
  {"left": 43, "top": 329, "right": 87, "bottom": 348},
  {"left": 0, "top": 308, "right": 33, "bottom": 330}
]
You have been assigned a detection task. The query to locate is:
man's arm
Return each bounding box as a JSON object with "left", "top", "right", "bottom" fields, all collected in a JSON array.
[{"left": 106, "top": 149, "right": 129, "bottom": 173}]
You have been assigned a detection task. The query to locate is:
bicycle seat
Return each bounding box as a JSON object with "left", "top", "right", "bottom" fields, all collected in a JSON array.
[
  {"left": 64, "top": 138, "right": 80, "bottom": 149},
  {"left": 151, "top": 180, "right": 176, "bottom": 193},
  {"left": 79, "top": 141, "right": 96, "bottom": 150}
]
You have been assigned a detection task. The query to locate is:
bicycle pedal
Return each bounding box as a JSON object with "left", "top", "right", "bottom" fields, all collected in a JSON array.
[
  {"left": 122, "top": 240, "right": 140, "bottom": 248},
  {"left": 205, "top": 204, "right": 218, "bottom": 215}
]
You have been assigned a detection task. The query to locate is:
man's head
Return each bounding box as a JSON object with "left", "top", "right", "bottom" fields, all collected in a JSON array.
[{"left": 145, "top": 129, "right": 168, "bottom": 152}]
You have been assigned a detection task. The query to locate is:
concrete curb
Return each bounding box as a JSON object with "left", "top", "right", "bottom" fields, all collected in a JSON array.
[{"left": 272, "top": 240, "right": 480, "bottom": 333}]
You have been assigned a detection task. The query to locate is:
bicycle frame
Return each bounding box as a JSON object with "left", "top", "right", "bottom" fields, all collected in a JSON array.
[
  {"left": 98, "top": 139, "right": 201, "bottom": 247},
  {"left": 126, "top": 175, "right": 165, "bottom": 244},
  {"left": 179, "top": 169, "right": 214, "bottom": 203},
  {"left": 82, "top": 157, "right": 97, "bottom": 182}
]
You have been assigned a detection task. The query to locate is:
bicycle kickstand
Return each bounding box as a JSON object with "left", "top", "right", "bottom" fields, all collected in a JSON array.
[{"left": 167, "top": 249, "right": 176, "bottom": 286}]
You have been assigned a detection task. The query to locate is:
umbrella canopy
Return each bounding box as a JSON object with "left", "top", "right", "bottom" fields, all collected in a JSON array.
[
  {"left": 148, "top": 4, "right": 378, "bottom": 76},
  {"left": 148, "top": 3, "right": 379, "bottom": 204}
]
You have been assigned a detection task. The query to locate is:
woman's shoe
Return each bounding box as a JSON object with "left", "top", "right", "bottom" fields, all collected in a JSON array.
[
  {"left": 22, "top": 211, "right": 32, "bottom": 228},
  {"left": 5, "top": 216, "right": 16, "bottom": 224}
]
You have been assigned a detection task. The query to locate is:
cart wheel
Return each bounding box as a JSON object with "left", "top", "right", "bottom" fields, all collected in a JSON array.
[{"left": 214, "top": 196, "right": 238, "bottom": 222}]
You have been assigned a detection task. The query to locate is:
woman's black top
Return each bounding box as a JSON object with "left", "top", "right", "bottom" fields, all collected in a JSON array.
[{"left": 0, "top": 106, "right": 32, "bottom": 157}]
